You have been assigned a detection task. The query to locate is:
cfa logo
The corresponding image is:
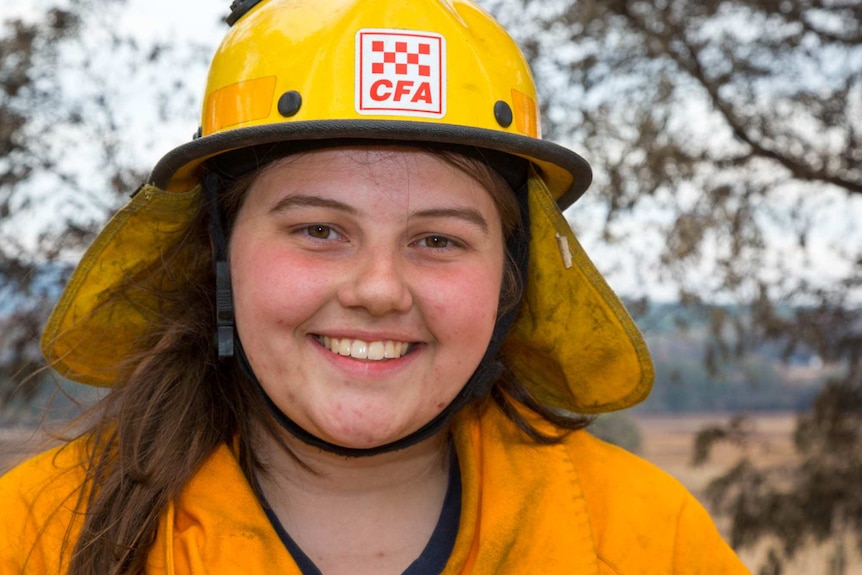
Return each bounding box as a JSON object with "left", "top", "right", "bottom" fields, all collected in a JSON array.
[{"left": 355, "top": 29, "right": 446, "bottom": 118}]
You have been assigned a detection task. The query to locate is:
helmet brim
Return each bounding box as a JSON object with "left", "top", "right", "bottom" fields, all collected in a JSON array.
[{"left": 150, "top": 120, "right": 592, "bottom": 211}]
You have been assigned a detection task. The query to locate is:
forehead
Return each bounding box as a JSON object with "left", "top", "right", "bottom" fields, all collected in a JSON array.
[{"left": 246, "top": 145, "right": 499, "bottom": 208}]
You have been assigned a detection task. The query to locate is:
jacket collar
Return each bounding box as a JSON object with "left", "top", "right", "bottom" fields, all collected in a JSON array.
[{"left": 150, "top": 405, "right": 599, "bottom": 574}]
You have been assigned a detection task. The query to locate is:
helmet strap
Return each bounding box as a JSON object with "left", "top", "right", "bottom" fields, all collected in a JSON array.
[
  {"left": 204, "top": 172, "right": 236, "bottom": 358},
  {"left": 238, "top": 338, "right": 504, "bottom": 457}
]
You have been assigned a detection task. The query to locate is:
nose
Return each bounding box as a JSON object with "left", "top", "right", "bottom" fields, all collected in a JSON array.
[{"left": 337, "top": 249, "right": 413, "bottom": 316}]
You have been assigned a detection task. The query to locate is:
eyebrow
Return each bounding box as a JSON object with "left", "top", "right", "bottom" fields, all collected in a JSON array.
[
  {"left": 409, "top": 208, "right": 490, "bottom": 235},
  {"left": 269, "top": 194, "right": 359, "bottom": 216}
]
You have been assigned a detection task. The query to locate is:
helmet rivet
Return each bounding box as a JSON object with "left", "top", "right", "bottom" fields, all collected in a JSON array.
[
  {"left": 494, "top": 100, "right": 513, "bottom": 128},
  {"left": 278, "top": 91, "right": 303, "bottom": 118}
]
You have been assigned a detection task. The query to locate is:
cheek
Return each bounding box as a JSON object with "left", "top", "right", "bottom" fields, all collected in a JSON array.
[
  {"left": 427, "top": 266, "right": 502, "bottom": 342},
  {"left": 425, "top": 270, "right": 500, "bottom": 406},
  {"left": 230, "top": 239, "right": 327, "bottom": 327}
]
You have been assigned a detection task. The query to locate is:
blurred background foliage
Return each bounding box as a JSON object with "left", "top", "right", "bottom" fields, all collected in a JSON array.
[{"left": 2, "top": 1, "right": 860, "bottom": 573}]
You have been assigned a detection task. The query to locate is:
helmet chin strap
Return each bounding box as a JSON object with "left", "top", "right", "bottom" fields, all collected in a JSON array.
[
  {"left": 204, "top": 170, "right": 530, "bottom": 458},
  {"left": 238, "top": 337, "right": 504, "bottom": 457}
]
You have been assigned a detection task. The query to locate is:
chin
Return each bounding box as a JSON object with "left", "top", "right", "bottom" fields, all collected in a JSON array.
[{"left": 320, "top": 418, "right": 416, "bottom": 450}]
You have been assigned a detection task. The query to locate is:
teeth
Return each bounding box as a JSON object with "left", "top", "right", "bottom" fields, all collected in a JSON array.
[
  {"left": 384, "top": 340, "right": 396, "bottom": 358},
  {"left": 338, "top": 338, "right": 351, "bottom": 356},
  {"left": 368, "top": 341, "right": 385, "bottom": 360},
  {"left": 319, "top": 336, "right": 411, "bottom": 360},
  {"left": 350, "top": 340, "right": 367, "bottom": 359}
]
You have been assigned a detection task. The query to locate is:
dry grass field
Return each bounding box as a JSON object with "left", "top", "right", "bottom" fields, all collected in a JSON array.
[
  {"left": 634, "top": 412, "right": 862, "bottom": 575},
  {"left": 2, "top": 413, "right": 860, "bottom": 573}
]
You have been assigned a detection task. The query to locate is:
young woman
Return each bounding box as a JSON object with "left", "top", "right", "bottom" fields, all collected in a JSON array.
[{"left": 0, "top": 0, "right": 751, "bottom": 573}]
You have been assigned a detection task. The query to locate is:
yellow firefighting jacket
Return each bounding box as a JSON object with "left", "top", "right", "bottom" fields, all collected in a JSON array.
[{"left": 0, "top": 403, "right": 750, "bottom": 575}]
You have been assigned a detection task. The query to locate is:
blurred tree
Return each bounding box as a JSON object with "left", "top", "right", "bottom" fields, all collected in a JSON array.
[
  {"left": 0, "top": 0, "right": 213, "bottom": 401},
  {"left": 1, "top": 3, "right": 95, "bottom": 401},
  {"left": 483, "top": 0, "right": 861, "bottom": 570}
]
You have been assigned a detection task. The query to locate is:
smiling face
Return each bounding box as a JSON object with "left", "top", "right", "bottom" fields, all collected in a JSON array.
[{"left": 229, "top": 146, "right": 506, "bottom": 449}]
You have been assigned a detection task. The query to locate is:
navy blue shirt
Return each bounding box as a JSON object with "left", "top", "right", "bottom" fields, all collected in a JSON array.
[{"left": 258, "top": 449, "right": 462, "bottom": 575}]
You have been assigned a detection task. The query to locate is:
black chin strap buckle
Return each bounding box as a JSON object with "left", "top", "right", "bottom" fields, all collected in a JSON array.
[
  {"left": 205, "top": 171, "right": 236, "bottom": 359},
  {"left": 215, "top": 261, "right": 235, "bottom": 358}
]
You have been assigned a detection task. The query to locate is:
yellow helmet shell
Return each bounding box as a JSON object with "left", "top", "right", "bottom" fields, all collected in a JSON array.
[{"left": 151, "top": 0, "right": 591, "bottom": 208}]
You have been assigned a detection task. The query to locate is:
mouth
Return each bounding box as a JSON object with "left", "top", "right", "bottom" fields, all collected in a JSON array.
[{"left": 316, "top": 335, "right": 414, "bottom": 361}]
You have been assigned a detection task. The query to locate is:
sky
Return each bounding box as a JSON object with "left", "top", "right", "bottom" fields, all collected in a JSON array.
[
  {"left": 112, "top": 0, "right": 227, "bottom": 158},
  {"left": 3, "top": 0, "right": 861, "bottom": 305},
  {"left": 1, "top": 0, "right": 225, "bottom": 256}
]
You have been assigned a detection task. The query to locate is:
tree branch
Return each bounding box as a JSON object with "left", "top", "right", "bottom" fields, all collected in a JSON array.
[{"left": 618, "top": 5, "right": 862, "bottom": 195}]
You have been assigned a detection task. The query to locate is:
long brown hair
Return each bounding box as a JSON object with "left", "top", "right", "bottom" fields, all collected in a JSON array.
[{"left": 62, "top": 146, "right": 589, "bottom": 573}]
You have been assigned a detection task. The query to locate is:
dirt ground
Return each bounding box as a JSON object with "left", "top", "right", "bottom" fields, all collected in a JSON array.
[{"left": 2, "top": 413, "right": 860, "bottom": 573}]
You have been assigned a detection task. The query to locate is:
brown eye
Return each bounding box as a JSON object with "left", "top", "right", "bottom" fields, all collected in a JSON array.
[
  {"left": 307, "top": 225, "right": 332, "bottom": 239},
  {"left": 423, "top": 235, "right": 449, "bottom": 248}
]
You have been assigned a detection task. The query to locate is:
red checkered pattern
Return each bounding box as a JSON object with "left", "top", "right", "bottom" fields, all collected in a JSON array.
[
  {"left": 356, "top": 29, "right": 445, "bottom": 117},
  {"left": 370, "top": 40, "right": 433, "bottom": 77}
]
